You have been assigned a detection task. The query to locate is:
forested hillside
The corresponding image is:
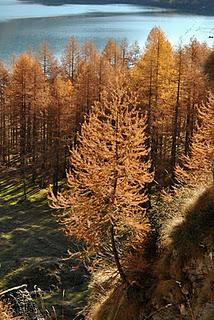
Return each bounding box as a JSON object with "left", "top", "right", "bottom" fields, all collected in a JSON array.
[
  {"left": 1, "top": 27, "right": 214, "bottom": 319},
  {"left": 19, "top": 0, "right": 213, "bottom": 11},
  {"left": 0, "top": 28, "right": 212, "bottom": 196},
  {"left": 141, "top": 0, "right": 212, "bottom": 10}
]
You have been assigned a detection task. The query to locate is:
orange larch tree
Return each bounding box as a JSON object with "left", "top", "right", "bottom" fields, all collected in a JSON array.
[
  {"left": 9, "top": 53, "right": 47, "bottom": 195},
  {"left": 0, "top": 62, "right": 9, "bottom": 165},
  {"left": 131, "top": 27, "right": 176, "bottom": 184},
  {"left": 61, "top": 37, "right": 81, "bottom": 82},
  {"left": 49, "top": 76, "right": 75, "bottom": 195},
  {"left": 176, "top": 94, "right": 214, "bottom": 187},
  {"left": 51, "top": 75, "right": 153, "bottom": 283}
]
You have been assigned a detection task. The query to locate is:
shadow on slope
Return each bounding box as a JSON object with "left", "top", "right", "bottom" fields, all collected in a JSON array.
[
  {"left": 84, "top": 184, "right": 214, "bottom": 320},
  {"left": 0, "top": 170, "right": 89, "bottom": 319}
]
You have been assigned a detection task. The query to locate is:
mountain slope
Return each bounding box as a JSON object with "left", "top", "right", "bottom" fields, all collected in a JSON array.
[{"left": 19, "top": 0, "right": 213, "bottom": 11}]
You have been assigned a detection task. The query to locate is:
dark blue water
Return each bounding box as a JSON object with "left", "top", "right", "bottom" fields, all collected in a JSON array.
[{"left": 0, "top": 0, "right": 213, "bottom": 63}]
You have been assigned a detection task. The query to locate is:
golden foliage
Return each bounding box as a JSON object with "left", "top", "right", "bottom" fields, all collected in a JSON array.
[
  {"left": 131, "top": 27, "right": 176, "bottom": 128},
  {"left": 50, "top": 74, "right": 153, "bottom": 264},
  {"left": 176, "top": 94, "right": 214, "bottom": 188},
  {"left": 10, "top": 53, "right": 48, "bottom": 109}
]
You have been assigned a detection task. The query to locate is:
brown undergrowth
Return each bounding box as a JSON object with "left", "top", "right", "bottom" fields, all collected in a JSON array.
[
  {"left": 84, "top": 268, "right": 148, "bottom": 320},
  {"left": 152, "top": 184, "right": 214, "bottom": 319},
  {"left": 0, "top": 301, "right": 23, "bottom": 320},
  {"left": 84, "top": 184, "right": 214, "bottom": 320}
]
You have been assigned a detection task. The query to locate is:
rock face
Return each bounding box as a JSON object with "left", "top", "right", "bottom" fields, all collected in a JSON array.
[
  {"left": 146, "top": 186, "right": 214, "bottom": 320},
  {"left": 148, "top": 245, "right": 214, "bottom": 320},
  {"left": 83, "top": 186, "right": 214, "bottom": 320},
  {"left": 0, "top": 285, "right": 45, "bottom": 320}
]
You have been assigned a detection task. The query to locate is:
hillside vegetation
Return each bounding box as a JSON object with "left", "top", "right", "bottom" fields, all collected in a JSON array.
[
  {"left": 0, "top": 168, "right": 88, "bottom": 319},
  {"left": 84, "top": 184, "right": 214, "bottom": 320},
  {"left": 19, "top": 0, "right": 213, "bottom": 11},
  {"left": 0, "top": 26, "right": 214, "bottom": 319}
]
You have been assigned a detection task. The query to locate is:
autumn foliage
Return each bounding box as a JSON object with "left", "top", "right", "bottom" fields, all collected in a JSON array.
[
  {"left": 0, "top": 26, "right": 214, "bottom": 320},
  {"left": 0, "top": 27, "right": 213, "bottom": 279},
  {"left": 51, "top": 75, "right": 153, "bottom": 281},
  {"left": 0, "top": 28, "right": 211, "bottom": 193},
  {"left": 176, "top": 94, "right": 214, "bottom": 187}
]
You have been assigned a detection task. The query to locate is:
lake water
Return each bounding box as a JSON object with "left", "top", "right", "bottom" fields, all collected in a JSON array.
[{"left": 0, "top": 0, "right": 214, "bottom": 64}]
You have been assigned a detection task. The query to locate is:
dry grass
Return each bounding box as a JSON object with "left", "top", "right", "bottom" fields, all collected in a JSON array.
[
  {"left": 170, "top": 184, "right": 214, "bottom": 257},
  {"left": 84, "top": 266, "right": 148, "bottom": 320},
  {"left": 86, "top": 282, "right": 142, "bottom": 320},
  {"left": 155, "top": 185, "right": 214, "bottom": 281},
  {"left": 83, "top": 184, "right": 214, "bottom": 320},
  {"left": 151, "top": 184, "right": 214, "bottom": 319},
  {"left": 159, "top": 184, "right": 214, "bottom": 255}
]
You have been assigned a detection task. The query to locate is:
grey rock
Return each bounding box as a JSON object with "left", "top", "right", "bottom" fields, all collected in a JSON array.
[{"left": 0, "top": 284, "right": 45, "bottom": 320}]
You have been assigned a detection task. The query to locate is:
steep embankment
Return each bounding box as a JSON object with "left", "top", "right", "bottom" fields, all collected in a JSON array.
[
  {"left": 150, "top": 185, "right": 214, "bottom": 319},
  {"left": 85, "top": 185, "right": 214, "bottom": 320}
]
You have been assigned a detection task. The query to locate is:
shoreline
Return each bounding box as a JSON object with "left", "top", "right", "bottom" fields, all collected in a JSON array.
[{"left": 19, "top": 0, "right": 214, "bottom": 15}]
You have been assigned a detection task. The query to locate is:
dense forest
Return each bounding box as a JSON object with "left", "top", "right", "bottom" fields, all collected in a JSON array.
[
  {"left": 141, "top": 0, "right": 212, "bottom": 10},
  {"left": 0, "top": 27, "right": 212, "bottom": 195},
  {"left": 1, "top": 27, "right": 214, "bottom": 319}
]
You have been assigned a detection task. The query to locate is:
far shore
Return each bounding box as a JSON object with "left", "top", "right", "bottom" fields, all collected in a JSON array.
[{"left": 19, "top": 0, "right": 214, "bottom": 16}]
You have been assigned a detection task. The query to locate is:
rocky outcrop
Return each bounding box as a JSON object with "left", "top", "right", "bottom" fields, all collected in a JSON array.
[
  {"left": 147, "top": 185, "right": 214, "bottom": 320},
  {"left": 0, "top": 285, "right": 45, "bottom": 320},
  {"left": 148, "top": 245, "right": 214, "bottom": 319},
  {"left": 85, "top": 185, "right": 214, "bottom": 320}
]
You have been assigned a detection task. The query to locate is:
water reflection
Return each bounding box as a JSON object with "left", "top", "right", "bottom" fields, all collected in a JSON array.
[{"left": 0, "top": 0, "right": 213, "bottom": 64}]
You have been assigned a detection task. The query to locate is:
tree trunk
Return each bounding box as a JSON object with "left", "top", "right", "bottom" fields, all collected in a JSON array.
[
  {"left": 171, "top": 48, "right": 182, "bottom": 181},
  {"left": 110, "top": 224, "right": 129, "bottom": 285}
]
